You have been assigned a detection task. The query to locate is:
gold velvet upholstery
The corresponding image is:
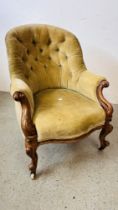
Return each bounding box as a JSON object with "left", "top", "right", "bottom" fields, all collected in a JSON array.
[
  {"left": 6, "top": 24, "right": 106, "bottom": 142},
  {"left": 33, "top": 89, "right": 105, "bottom": 141}
]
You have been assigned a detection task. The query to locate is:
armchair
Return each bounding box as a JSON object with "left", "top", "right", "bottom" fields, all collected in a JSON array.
[{"left": 5, "top": 24, "right": 113, "bottom": 179}]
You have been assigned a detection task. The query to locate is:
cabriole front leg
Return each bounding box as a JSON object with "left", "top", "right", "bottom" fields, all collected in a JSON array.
[
  {"left": 25, "top": 140, "right": 38, "bottom": 179},
  {"left": 99, "top": 122, "right": 113, "bottom": 150}
]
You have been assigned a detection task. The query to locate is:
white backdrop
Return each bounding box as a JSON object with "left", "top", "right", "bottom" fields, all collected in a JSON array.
[{"left": 0, "top": 0, "right": 118, "bottom": 103}]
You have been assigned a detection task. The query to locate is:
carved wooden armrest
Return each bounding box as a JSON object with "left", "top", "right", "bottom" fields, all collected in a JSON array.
[
  {"left": 97, "top": 80, "right": 113, "bottom": 122},
  {"left": 13, "top": 91, "right": 37, "bottom": 142}
]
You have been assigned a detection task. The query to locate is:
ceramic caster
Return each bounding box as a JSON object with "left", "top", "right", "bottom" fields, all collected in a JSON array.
[{"left": 30, "top": 173, "right": 35, "bottom": 180}]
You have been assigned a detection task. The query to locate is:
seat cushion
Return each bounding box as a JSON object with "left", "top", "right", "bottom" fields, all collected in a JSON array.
[{"left": 33, "top": 89, "right": 105, "bottom": 142}]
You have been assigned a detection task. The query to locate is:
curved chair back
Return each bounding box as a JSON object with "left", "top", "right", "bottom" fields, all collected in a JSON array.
[{"left": 6, "top": 24, "right": 86, "bottom": 93}]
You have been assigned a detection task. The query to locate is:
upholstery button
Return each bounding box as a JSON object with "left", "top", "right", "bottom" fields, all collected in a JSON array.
[
  {"left": 59, "top": 64, "right": 62, "bottom": 68},
  {"left": 60, "top": 37, "right": 65, "bottom": 42},
  {"left": 35, "top": 57, "right": 38, "bottom": 61},
  {"left": 32, "top": 39, "right": 37, "bottom": 45},
  {"left": 22, "top": 57, "right": 25, "bottom": 62},
  {"left": 65, "top": 55, "right": 68, "bottom": 59},
  {"left": 47, "top": 38, "right": 51, "bottom": 45},
  {"left": 27, "top": 49, "right": 30, "bottom": 55},
  {"left": 30, "top": 66, "right": 33, "bottom": 71},
  {"left": 55, "top": 48, "right": 59, "bottom": 52},
  {"left": 48, "top": 56, "right": 51, "bottom": 60},
  {"left": 44, "top": 64, "right": 48, "bottom": 69},
  {"left": 39, "top": 48, "right": 43, "bottom": 53},
  {"left": 25, "top": 74, "right": 29, "bottom": 79}
]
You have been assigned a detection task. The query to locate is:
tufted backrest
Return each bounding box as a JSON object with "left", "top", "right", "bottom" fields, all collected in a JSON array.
[{"left": 6, "top": 24, "right": 86, "bottom": 93}]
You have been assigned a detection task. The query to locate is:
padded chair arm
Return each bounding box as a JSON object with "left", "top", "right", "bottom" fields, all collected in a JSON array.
[
  {"left": 10, "top": 78, "right": 34, "bottom": 116},
  {"left": 77, "top": 70, "right": 106, "bottom": 102}
]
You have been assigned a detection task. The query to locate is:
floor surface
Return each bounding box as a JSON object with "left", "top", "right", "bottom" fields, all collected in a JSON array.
[{"left": 0, "top": 92, "right": 118, "bottom": 210}]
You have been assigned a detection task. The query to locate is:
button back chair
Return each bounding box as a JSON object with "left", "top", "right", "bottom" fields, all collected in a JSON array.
[{"left": 5, "top": 24, "right": 113, "bottom": 179}]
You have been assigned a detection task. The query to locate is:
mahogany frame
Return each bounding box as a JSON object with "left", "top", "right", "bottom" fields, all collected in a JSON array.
[{"left": 13, "top": 80, "right": 113, "bottom": 179}]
